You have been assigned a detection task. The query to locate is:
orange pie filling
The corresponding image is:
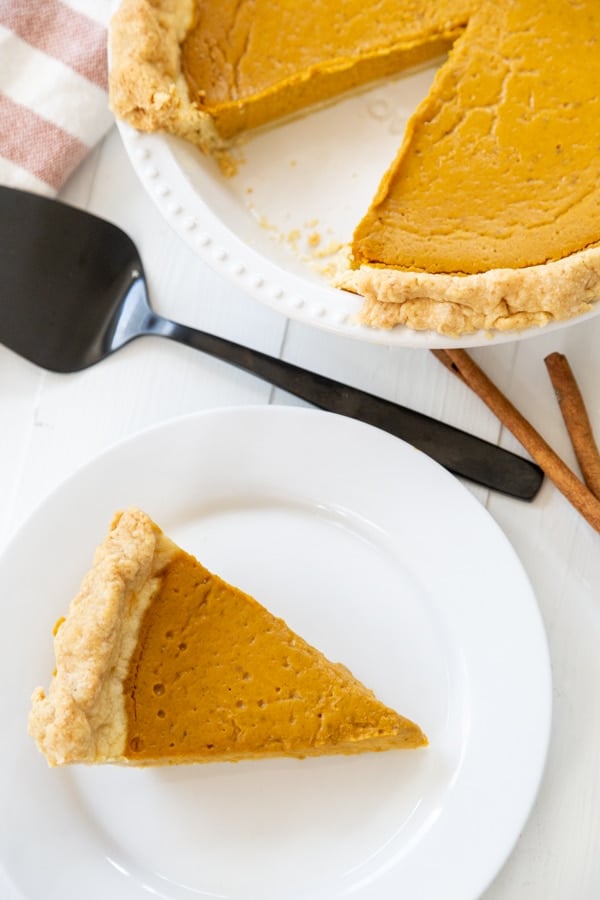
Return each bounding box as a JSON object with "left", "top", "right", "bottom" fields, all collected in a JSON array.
[
  {"left": 180, "top": 0, "right": 469, "bottom": 140},
  {"left": 351, "top": 2, "right": 600, "bottom": 275}
]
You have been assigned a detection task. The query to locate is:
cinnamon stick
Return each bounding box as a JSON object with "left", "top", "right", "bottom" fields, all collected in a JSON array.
[
  {"left": 544, "top": 352, "right": 600, "bottom": 500},
  {"left": 432, "top": 348, "right": 600, "bottom": 533},
  {"left": 430, "top": 349, "right": 466, "bottom": 384}
]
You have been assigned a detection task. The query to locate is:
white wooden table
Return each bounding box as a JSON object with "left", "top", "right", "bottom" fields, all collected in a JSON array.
[{"left": 2, "top": 127, "right": 599, "bottom": 899}]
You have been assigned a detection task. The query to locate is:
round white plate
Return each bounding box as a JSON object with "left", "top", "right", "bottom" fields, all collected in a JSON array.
[
  {"left": 117, "top": 62, "right": 599, "bottom": 349},
  {"left": 0, "top": 407, "right": 551, "bottom": 900}
]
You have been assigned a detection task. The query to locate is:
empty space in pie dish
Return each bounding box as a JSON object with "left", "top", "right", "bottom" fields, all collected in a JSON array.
[{"left": 172, "top": 63, "right": 440, "bottom": 283}]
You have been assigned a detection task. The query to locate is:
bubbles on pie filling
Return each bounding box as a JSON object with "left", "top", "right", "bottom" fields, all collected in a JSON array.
[
  {"left": 153, "top": 683, "right": 165, "bottom": 695},
  {"left": 129, "top": 736, "right": 144, "bottom": 752},
  {"left": 157, "top": 709, "right": 166, "bottom": 719}
]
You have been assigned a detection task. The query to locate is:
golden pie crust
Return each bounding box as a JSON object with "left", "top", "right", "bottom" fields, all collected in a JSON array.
[
  {"left": 108, "top": 0, "right": 600, "bottom": 336},
  {"left": 29, "top": 508, "right": 427, "bottom": 766}
]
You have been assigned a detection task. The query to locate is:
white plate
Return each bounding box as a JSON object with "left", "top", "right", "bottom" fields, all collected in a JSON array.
[
  {"left": 0, "top": 407, "right": 551, "bottom": 900},
  {"left": 117, "top": 62, "right": 599, "bottom": 349}
]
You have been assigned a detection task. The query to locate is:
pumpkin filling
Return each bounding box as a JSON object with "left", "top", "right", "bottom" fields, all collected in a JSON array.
[
  {"left": 180, "top": 0, "right": 471, "bottom": 139},
  {"left": 176, "top": 0, "right": 600, "bottom": 275},
  {"left": 352, "top": 1, "right": 600, "bottom": 274},
  {"left": 123, "top": 550, "right": 425, "bottom": 762}
]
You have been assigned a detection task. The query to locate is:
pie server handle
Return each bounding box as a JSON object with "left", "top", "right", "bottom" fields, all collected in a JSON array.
[{"left": 160, "top": 322, "right": 543, "bottom": 500}]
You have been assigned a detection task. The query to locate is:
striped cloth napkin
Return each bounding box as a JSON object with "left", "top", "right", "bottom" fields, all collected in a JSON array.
[{"left": 0, "top": 0, "right": 113, "bottom": 196}]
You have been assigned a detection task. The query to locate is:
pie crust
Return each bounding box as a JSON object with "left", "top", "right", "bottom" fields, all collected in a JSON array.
[
  {"left": 28, "top": 509, "right": 176, "bottom": 765},
  {"left": 336, "top": 244, "right": 600, "bottom": 335},
  {"left": 108, "top": 0, "right": 225, "bottom": 155},
  {"left": 108, "top": 0, "right": 600, "bottom": 336}
]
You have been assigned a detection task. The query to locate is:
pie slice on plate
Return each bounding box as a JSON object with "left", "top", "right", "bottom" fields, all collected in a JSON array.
[
  {"left": 29, "top": 507, "right": 427, "bottom": 766},
  {"left": 108, "top": 0, "right": 600, "bottom": 336}
]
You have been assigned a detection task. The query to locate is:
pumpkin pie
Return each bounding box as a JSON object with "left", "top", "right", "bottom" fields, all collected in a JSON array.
[
  {"left": 29, "top": 507, "right": 427, "bottom": 766},
  {"left": 108, "top": 0, "right": 600, "bottom": 336}
]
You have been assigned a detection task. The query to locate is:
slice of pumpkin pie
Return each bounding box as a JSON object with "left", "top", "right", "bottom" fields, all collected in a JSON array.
[{"left": 29, "top": 507, "right": 427, "bottom": 767}]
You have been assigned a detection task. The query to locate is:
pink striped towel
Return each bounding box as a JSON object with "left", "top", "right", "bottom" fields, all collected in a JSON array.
[{"left": 0, "top": 0, "right": 113, "bottom": 196}]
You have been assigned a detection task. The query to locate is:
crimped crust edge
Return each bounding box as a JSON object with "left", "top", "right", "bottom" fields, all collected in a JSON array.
[
  {"left": 334, "top": 243, "right": 600, "bottom": 336},
  {"left": 28, "top": 508, "right": 177, "bottom": 766},
  {"left": 108, "top": 0, "right": 225, "bottom": 153}
]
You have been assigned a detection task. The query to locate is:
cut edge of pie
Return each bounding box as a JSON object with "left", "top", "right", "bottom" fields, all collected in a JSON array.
[
  {"left": 108, "top": 0, "right": 600, "bottom": 337},
  {"left": 29, "top": 507, "right": 427, "bottom": 767}
]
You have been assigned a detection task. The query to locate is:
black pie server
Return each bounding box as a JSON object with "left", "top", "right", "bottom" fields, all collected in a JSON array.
[{"left": 0, "top": 185, "right": 543, "bottom": 500}]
